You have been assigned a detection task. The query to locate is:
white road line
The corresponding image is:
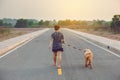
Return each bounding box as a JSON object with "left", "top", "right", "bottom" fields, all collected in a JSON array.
[
  {"left": 66, "top": 29, "right": 120, "bottom": 58},
  {"left": 0, "top": 38, "right": 33, "bottom": 59},
  {"left": 0, "top": 29, "right": 50, "bottom": 59}
]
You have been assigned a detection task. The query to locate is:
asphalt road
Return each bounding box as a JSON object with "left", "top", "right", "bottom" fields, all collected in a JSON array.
[{"left": 0, "top": 29, "right": 120, "bottom": 80}]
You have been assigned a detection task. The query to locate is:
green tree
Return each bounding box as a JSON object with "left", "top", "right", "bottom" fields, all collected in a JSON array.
[
  {"left": 15, "top": 19, "right": 28, "bottom": 28},
  {"left": 44, "top": 20, "right": 50, "bottom": 26},
  {"left": 111, "top": 15, "right": 120, "bottom": 32},
  {"left": 39, "top": 20, "right": 44, "bottom": 25},
  {"left": 0, "top": 20, "right": 3, "bottom": 26},
  {"left": 92, "top": 20, "right": 105, "bottom": 27},
  {"left": 28, "top": 20, "right": 34, "bottom": 27},
  {"left": 58, "top": 19, "right": 72, "bottom": 26},
  {"left": 3, "top": 23, "right": 12, "bottom": 27}
]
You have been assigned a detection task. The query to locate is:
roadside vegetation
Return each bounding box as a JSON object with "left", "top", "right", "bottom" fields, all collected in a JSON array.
[
  {"left": 0, "top": 18, "right": 55, "bottom": 41},
  {"left": 0, "top": 15, "right": 120, "bottom": 41},
  {"left": 57, "top": 15, "right": 120, "bottom": 40},
  {"left": 58, "top": 15, "right": 120, "bottom": 34},
  {"left": 0, "top": 28, "right": 41, "bottom": 41}
]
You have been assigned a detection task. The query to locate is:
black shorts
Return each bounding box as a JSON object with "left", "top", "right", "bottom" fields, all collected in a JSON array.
[{"left": 52, "top": 48, "right": 63, "bottom": 52}]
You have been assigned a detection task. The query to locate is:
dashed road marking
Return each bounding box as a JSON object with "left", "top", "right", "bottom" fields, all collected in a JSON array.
[{"left": 58, "top": 68, "right": 62, "bottom": 75}]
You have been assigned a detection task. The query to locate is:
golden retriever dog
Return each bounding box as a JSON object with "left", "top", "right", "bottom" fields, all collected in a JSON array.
[{"left": 84, "top": 49, "right": 93, "bottom": 69}]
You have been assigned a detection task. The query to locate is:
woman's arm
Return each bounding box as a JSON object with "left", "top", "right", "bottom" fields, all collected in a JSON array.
[
  {"left": 49, "top": 38, "right": 53, "bottom": 49},
  {"left": 61, "top": 39, "right": 65, "bottom": 44}
]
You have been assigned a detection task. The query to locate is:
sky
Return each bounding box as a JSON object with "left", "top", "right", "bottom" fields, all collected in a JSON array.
[{"left": 0, "top": 0, "right": 120, "bottom": 21}]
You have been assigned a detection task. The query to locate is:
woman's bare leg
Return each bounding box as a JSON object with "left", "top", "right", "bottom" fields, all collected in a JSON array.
[
  {"left": 53, "top": 52, "right": 57, "bottom": 66},
  {"left": 57, "top": 51, "right": 62, "bottom": 68}
]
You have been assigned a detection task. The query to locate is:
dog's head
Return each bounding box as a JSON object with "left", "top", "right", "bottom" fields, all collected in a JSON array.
[
  {"left": 84, "top": 49, "right": 87, "bottom": 53},
  {"left": 84, "top": 49, "right": 91, "bottom": 53}
]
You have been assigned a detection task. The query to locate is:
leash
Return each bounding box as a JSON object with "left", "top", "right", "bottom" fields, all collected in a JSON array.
[{"left": 63, "top": 43, "right": 83, "bottom": 51}]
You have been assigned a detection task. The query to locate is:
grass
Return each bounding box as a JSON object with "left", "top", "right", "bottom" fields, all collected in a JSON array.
[
  {"left": 67, "top": 25, "right": 120, "bottom": 41},
  {"left": 0, "top": 28, "right": 41, "bottom": 41}
]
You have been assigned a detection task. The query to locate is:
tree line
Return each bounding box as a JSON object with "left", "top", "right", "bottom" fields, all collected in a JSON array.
[
  {"left": 0, "top": 19, "right": 110, "bottom": 28},
  {"left": 0, "top": 15, "right": 120, "bottom": 32},
  {"left": 58, "top": 19, "right": 110, "bottom": 27},
  {"left": 0, "top": 18, "right": 56, "bottom": 28}
]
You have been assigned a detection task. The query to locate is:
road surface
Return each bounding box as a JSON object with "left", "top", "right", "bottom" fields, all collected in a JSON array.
[{"left": 0, "top": 29, "right": 120, "bottom": 80}]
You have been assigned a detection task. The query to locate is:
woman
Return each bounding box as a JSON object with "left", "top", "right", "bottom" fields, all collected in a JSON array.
[{"left": 49, "top": 25, "right": 65, "bottom": 69}]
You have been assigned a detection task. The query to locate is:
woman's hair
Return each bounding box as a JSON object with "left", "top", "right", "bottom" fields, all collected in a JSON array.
[{"left": 54, "top": 25, "right": 60, "bottom": 31}]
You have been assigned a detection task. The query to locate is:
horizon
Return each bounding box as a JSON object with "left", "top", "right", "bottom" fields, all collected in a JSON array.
[
  {"left": 0, "top": 18, "right": 112, "bottom": 21},
  {"left": 0, "top": 0, "right": 120, "bottom": 21}
]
